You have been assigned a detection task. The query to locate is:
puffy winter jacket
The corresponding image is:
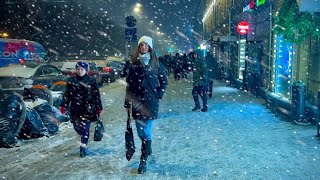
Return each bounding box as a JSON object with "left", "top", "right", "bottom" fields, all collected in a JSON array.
[
  {"left": 60, "top": 74, "right": 103, "bottom": 120},
  {"left": 124, "top": 59, "right": 167, "bottom": 120}
]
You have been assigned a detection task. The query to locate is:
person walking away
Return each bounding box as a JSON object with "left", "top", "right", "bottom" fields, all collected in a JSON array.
[
  {"left": 192, "top": 51, "right": 208, "bottom": 112},
  {"left": 124, "top": 35, "right": 168, "bottom": 174},
  {"left": 60, "top": 61, "right": 103, "bottom": 157},
  {"left": 182, "top": 53, "right": 188, "bottom": 79},
  {"left": 173, "top": 53, "right": 182, "bottom": 80},
  {"left": 206, "top": 52, "right": 214, "bottom": 98}
]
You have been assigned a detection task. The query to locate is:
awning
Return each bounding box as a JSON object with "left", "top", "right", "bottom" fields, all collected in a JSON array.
[
  {"left": 210, "top": 36, "right": 239, "bottom": 42},
  {"left": 296, "top": 0, "right": 320, "bottom": 12}
]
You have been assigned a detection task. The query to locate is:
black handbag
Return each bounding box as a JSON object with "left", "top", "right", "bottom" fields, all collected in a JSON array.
[
  {"left": 125, "top": 112, "right": 135, "bottom": 161},
  {"left": 94, "top": 119, "right": 104, "bottom": 141}
]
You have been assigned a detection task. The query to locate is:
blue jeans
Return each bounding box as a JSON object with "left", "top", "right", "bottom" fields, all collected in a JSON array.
[{"left": 135, "top": 119, "right": 153, "bottom": 140}]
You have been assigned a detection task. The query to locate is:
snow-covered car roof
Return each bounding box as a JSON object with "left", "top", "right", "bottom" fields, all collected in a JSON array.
[
  {"left": 106, "top": 56, "right": 125, "bottom": 62},
  {"left": 61, "top": 62, "right": 77, "bottom": 71},
  {"left": 0, "top": 64, "right": 37, "bottom": 78}
]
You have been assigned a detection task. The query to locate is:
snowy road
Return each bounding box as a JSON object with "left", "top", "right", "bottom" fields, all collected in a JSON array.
[{"left": 0, "top": 76, "right": 319, "bottom": 180}]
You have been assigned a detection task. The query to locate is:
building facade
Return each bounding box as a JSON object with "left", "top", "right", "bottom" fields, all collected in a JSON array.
[{"left": 203, "top": 0, "right": 320, "bottom": 123}]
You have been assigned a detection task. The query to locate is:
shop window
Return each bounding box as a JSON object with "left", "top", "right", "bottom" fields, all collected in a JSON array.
[
  {"left": 238, "top": 39, "right": 246, "bottom": 80},
  {"left": 275, "top": 34, "right": 293, "bottom": 99}
]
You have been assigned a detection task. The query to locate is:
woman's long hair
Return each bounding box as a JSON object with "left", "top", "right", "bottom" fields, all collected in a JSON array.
[{"left": 131, "top": 44, "right": 159, "bottom": 69}]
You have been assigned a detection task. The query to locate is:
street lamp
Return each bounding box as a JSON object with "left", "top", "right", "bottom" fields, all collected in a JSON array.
[
  {"left": 133, "top": 3, "right": 142, "bottom": 16},
  {"left": 0, "top": 32, "right": 9, "bottom": 38}
]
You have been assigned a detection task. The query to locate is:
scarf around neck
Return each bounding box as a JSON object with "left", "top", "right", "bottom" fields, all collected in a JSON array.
[{"left": 139, "top": 52, "right": 150, "bottom": 67}]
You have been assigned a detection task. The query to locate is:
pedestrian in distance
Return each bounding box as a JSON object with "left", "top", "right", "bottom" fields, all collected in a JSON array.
[
  {"left": 173, "top": 53, "right": 182, "bottom": 80},
  {"left": 124, "top": 35, "right": 168, "bottom": 174},
  {"left": 192, "top": 51, "right": 208, "bottom": 112},
  {"left": 181, "top": 53, "right": 189, "bottom": 79},
  {"left": 60, "top": 61, "right": 103, "bottom": 158},
  {"left": 206, "top": 51, "right": 214, "bottom": 98}
]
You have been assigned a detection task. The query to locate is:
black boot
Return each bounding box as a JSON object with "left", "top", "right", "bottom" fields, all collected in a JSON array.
[
  {"left": 138, "top": 160, "right": 147, "bottom": 174},
  {"left": 201, "top": 104, "right": 208, "bottom": 112},
  {"left": 138, "top": 140, "right": 148, "bottom": 174},
  {"left": 147, "top": 140, "right": 152, "bottom": 155},
  {"left": 201, "top": 106, "right": 208, "bottom": 112},
  {"left": 80, "top": 146, "right": 86, "bottom": 157},
  {"left": 192, "top": 104, "right": 201, "bottom": 111}
]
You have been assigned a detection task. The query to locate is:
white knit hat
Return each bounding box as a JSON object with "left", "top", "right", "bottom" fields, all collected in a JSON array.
[{"left": 138, "top": 36, "right": 153, "bottom": 49}]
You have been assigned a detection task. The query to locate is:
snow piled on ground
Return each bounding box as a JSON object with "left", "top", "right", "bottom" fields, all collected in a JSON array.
[{"left": 0, "top": 75, "right": 319, "bottom": 180}]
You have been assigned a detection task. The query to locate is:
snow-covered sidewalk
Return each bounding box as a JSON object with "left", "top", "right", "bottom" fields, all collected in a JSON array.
[{"left": 0, "top": 77, "right": 319, "bottom": 180}]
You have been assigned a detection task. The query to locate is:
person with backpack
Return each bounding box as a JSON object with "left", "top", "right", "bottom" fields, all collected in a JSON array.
[
  {"left": 124, "top": 36, "right": 168, "bottom": 174},
  {"left": 60, "top": 61, "right": 103, "bottom": 157}
]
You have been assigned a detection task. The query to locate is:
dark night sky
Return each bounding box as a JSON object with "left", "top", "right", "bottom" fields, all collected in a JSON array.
[
  {"left": 0, "top": 0, "right": 204, "bottom": 56},
  {"left": 76, "top": 0, "right": 205, "bottom": 52}
]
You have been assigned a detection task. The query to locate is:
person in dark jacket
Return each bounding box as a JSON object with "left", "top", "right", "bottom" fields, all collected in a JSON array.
[
  {"left": 192, "top": 51, "right": 208, "bottom": 112},
  {"left": 124, "top": 36, "right": 168, "bottom": 174},
  {"left": 206, "top": 52, "right": 215, "bottom": 98},
  {"left": 173, "top": 53, "right": 182, "bottom": 80},
  {"left": 60, "top": 61, "right": 103, "bottom": 157}
]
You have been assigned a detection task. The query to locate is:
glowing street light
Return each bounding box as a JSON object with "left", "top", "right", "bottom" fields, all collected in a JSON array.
[
  {"left": 134, "top": 3, "right": 142, "bottom": 13},
  {"left": 134, "top": 7, "right": 141, "bottom": 13},
  {"left": 0, "top": 32, "right": 9, "bottom": 38}
]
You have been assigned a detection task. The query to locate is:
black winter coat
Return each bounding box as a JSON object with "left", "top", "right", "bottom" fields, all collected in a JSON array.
[
  {"left": 60, "top": 74, "right": 103, "bottom": 121},
  {"left": 124, "top": 59, "right": 168, "bottom": 120}
]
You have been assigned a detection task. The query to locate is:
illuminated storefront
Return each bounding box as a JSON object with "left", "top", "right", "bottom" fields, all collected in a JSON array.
[
  {"left": 272, "top": 34, "right": 293, "bottom": 99},
  {"left": 238, "top": 39, "right": 246, "bottom": 80}
]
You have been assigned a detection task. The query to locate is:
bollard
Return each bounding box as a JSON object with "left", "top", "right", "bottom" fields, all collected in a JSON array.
[{"left": 291, "top": 81, "right": 306, "bottom": 123}]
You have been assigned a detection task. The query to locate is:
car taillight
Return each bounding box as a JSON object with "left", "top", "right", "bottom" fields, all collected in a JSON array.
[
  {"left": 103, "top": 67, "right": 111, "bottom": 72},
  {"left": 19, "top": 58, "right": 25, "bottom": 65}
]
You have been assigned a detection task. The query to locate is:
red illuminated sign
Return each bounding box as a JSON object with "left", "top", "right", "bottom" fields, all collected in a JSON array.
[{"left": 237, "top": 21, "right": 250, "bottom": 35}]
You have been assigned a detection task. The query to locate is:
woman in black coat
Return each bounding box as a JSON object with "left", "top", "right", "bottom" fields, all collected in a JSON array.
[
  {"left": 124, "top": 36, "right": 168, "bottom": 174},
  {"left": 60, "top": 61, "right": 103, "bottom": 157}
]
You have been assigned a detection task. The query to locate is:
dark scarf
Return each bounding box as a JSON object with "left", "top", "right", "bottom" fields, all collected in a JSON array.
[{"left": 76, "top": 74, "right": 88, "bottom": 81}]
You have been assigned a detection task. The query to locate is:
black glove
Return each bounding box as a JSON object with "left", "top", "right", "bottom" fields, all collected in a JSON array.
[{"left": 157, "top": 89, "right": 164, "bottom": 99}]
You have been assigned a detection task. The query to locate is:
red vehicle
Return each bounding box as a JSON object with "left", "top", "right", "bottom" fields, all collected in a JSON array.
[{"left": 60, "top": 61, "right": 104, "bottom": 86}]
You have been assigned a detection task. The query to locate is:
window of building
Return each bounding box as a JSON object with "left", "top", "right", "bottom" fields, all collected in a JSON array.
[{"left": 274, "top": 34, "right": 293, "bottom": 99}]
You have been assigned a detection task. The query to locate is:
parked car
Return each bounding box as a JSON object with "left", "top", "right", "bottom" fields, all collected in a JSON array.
[
  {"left": 60, "top": 61, "right": 104, "bottom": 86},
  {"left": 0, "top": 64, "right": 67, "bottom": 90},
  {"left": 106, "top": 60, "right": 125, "bottom": 78},
  {"left": 96, "top": 64, "right": 116, "bottom": 83},
  {"left": 97, "top": 60, "right": 126, "bottom": 83}
]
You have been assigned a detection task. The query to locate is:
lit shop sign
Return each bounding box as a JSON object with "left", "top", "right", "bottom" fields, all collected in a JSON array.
[{"left": 237, "top": 21, "right": 250, "bottom": 35}]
